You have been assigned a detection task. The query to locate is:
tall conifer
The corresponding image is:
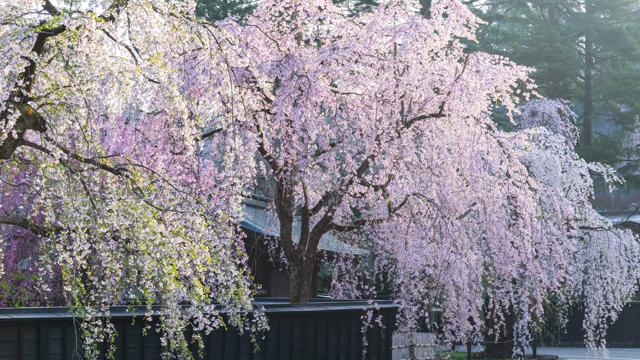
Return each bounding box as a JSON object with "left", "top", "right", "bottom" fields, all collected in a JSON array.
[{"left": 469, "top": 0, "right": 640, "bottom": 185}]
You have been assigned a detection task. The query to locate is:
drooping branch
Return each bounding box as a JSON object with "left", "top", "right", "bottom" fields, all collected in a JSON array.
[
  {"left": 101, "top": 29, "right": 140, "bottom": 65},
  {"left": 24, "top": 136, "right": 129, "bottom": 176},
  {"left": 0, "top": 1, "right": 130, "bottom": 160},
  {"left": 384, "top": 191, "right": 409, "bottom": 215}
]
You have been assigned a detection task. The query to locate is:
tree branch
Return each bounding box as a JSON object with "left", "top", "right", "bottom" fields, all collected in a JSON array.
[
  {"left": 404, "top": 101, "right": 446, "bottom": 128},
  {"left": 27, "top": 136, "right": 129, "bottom": 177},
  {"left": 309, "top": 192, "right": 335, "bottom": 216},
  {"left": 0, "top": 0, "right": 129, "bottom": 159},
  {"left": 0, "top": 216, "right": 64, "bottom": 237},
  {"left": 255, "top": 123, "right": 279, "bottom": 173},
  {"left": 42, "top": 0, "right": 60, "bottom": 16},
  {"left": 197, "top": 127, "right": 223, "bottom": 140},
  {"left": 457, "top": 202, "right": 477, "bottom": 220},
  {"left": 328, "top": 218, "right": 382, "bottom": 232}
]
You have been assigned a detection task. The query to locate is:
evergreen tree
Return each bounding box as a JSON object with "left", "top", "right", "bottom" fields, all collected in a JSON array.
[
  {"left": 332, "top": 0, "right": 432, "bottom": 16},
  {"left": 196, "top": 0, "right": 257, "bottom": 23},
  {"left": 468, "top": 0, "right": 640, "bottom": 185},
  {"left": 193, "top": 0, "right": 433, "bottom": 23}
]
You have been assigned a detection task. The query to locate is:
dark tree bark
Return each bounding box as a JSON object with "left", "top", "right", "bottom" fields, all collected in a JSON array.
[
  {"left": 288, "top": 252, "right": 317, "bottom": 303},
  {"left": 485, "top": 306, "right": 516, "bottom": 359},
  {"left": 583, "top": 1, "right": 594, "bottom": 147}
]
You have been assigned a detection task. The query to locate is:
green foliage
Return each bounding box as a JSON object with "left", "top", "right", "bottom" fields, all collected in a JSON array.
[
  {"left": 194, "top": 0, "right": 431, "bottom": 24},
  {"left": 470, "top": 1, "right": 580, "bottom": 100},
  {"left": 469, "top": 0, "right": 640, "bottom": 187},
  {"left": 195, "top": 0, "right": 257, "bottom": 23},
  {"left": 577, "top": 135, "right": 621, "bottom": 165},
  {"left": 331, "top": 0, "right": 379, "bottom": 15},
  {"left": 330, "top": 0, "right": 432, "bottom": 16},
  {"left": 316, "top": 262, "right": 333, "bottom": 294}
]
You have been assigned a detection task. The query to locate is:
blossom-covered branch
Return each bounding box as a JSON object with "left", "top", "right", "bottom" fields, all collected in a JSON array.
[{"left": 1, "top": 1, "right": 267, "bottom": 358}]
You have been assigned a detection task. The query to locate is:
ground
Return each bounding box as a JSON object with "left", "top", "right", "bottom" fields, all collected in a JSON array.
[
  {"left": 536, "top": 347, "right": 640, "bottom": 360},
  {"left": 443, "top": 346, "right": 640, "bottom": 360}
]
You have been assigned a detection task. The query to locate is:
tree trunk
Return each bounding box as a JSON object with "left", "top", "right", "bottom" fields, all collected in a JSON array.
[
  {"left": 583, "top": 2, "right": 594, "bottom": 147},
  {"left": 288, "top": 254, "right": 316, "bottom": 303},
  {"left": 485, "top": 307, "right": 516, "bottom": 359},
  {"left": 485, "top": 338, "right": 513, "bottom": 360}
]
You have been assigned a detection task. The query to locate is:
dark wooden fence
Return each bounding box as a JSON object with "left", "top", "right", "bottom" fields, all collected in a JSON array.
[
  {"left": 0, "top": 299, "right": 398, "bottom": 360},
  {"left": 541, "top": 301, "right": 640, "bottom": 348}
]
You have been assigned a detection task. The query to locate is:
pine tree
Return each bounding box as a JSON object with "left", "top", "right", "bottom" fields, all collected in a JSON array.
[
  {"left": 196, "top": 0, "right": 257, "bottom": 23},
  {"left": 332, "top": 0, "right": 432, "bottom": 16},
  {"left": 468, "top": 0, "right": 640, "bottom": 182}
]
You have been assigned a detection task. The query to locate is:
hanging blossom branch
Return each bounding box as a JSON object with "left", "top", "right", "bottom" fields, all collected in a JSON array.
[
  {"left": 1, "top": 1, "right": 267, "bottom": 359},
  {"left": 0, "top": 0, "right": 127, "bottom": 159}
]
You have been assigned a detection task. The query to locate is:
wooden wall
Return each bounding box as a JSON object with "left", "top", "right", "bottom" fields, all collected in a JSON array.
[{"left": 0, "top": 301, "right": 398, "bottom": 360}]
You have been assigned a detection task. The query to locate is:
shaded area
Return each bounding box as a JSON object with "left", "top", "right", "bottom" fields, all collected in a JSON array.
[{"left": 0, "top": 300, "right": 398, "bottom": 360}]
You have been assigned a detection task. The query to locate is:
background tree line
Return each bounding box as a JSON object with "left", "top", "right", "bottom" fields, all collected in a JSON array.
[{"left": 467, "top": 0, "right": 640, "bottom": 194}]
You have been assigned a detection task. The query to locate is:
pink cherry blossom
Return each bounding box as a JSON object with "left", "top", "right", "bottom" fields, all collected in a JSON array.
[{"left": 1, "top": 0, "right": 638, "bottom": 358}]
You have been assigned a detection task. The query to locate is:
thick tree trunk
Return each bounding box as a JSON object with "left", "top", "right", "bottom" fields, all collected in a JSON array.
[
  {"left": 485, "top": 307, "right": 516, "bottom": 359},
  {"left": 583, "top": 3, "right": 594, "bottom": 147},
  {"left": 274, "top": 175, "right": 325, "bottom": 303},
  {"left": 288, "top": 254, "right": 316, "bottom": 303},
  {"left": 485, "top": 338, "right": 513, "bottom": 360}
]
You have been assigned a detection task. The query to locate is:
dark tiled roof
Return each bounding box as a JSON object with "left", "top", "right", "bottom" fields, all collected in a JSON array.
[{"left": 240, "top": 201, "right": 367, "bottom": 255}]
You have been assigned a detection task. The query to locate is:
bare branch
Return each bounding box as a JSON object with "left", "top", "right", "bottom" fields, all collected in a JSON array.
[
  {"left": 197, "top": 127, "right": 223, "bottom": 141},
  {"left": 0, "top": 216, "right": 63, "bottom": 237}
]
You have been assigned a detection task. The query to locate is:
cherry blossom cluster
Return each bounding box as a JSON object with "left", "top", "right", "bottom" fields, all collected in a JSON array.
[
  {"left": 1, "top": 0, "right": 265, "bottom": 358},
  {"left": 516, "top": 99, "right": 640, "bottom": 354},
  {"left": 2, "top": 0, "right": 639, "bottom": 358}
]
